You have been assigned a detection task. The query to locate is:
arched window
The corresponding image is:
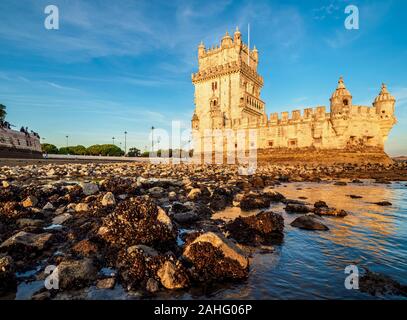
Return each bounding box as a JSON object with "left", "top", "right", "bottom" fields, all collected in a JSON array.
[{"left": 343, "top": 99, "right": 349, "bottom": 106}]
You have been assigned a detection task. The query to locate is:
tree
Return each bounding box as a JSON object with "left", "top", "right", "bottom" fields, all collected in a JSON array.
[
  {"left": 0, "top": 104, "right": 7, "bottom": 122},
  {"left": 86, "top": 144, "right": 124, "bottom": 156},
  {"left": 58, "top": 145, "right": 87, "bottom": 155},
  {"left": 41, "top": 143, "right": 59, "bottom": 154},
  {"left": 127, "top": 147, "right": 141, "bottom": 157}
]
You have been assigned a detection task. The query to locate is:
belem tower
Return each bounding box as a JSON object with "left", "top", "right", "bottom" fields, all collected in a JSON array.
[{"left": 191, "top": 28, "right": 397, "bottom": 164}]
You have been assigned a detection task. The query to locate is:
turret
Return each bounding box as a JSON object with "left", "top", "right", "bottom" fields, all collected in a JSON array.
[
  {"left": 373, "top": 83, "right": 396, "bottom": 120},
  {"left": 221, "top": 31, "right": 233, "bottom": 48},
  {"left": 252, "top": 46, "right": 258, "bottom": 62},
  {"left": 330, "top": 76, "right": 352, "bottom": 115},
  {"left": 198, "top": 41, "right": 205, "bottom": 58},
  {"left": 234, "top": 26, "right": 242, "bottom": 47}
]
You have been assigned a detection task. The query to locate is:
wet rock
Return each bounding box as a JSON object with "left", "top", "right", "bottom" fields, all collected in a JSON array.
[
  {"left": 209, "top": 187, "right": 232, "bottom": 211},
  {"left": 56, "top": 258, "right": 98, "bottom": 290},
  {"left": 0, "top": 231, "right": 53, "bottom": 255},
  {"left": 101, "top": 192, "right": 116, "bottom": 207},
  {"left": 314, "top": 201, "right": 328, "bottom": 209},
  {"left": 31, "top": 291, "right": 51, "bottom": 300},
  {"left": 183, "top": 232, "right": 248, "bottom": 282},
  {"left": 75, "top": 203, "right": 90, "bottom": 212},
  {"left": 334, "top": 181, "right": 347, "bottom": 186},
  {"left": 373, "top": 201, "right": 392, "bottom": 206},
  {"left": 157, "top": 260, "right": 189, "bottom": 290},
  {"left": 96, "top": 278, "right": 116, "bottom": 290},
  {"left": 290, "top": 215, "right": 329, "bottom": 231},
  {"left": 100, "top": 197, "right": 176, "bottom": 249},
  {"left": 0, "top": 255, "right": 16, "bottom": 295},
  {"left": 17, "top": 218, "right": 44, "bottom": 228},
  {"left": 116, "top": 245, "right": 166, "bottom": 290},
  {"left": 187, "top": 188, "right": 201, "bottom": 200},
  {"left": 285, "top": 204, "right": 312, "bottom": 213},
  {"left": 240, "top": 193, "right": 270, "bottom": 211},
  {"left": 263, "top": 190, "right": 286, "bottom": 202},
  {"left": 146, "top": 277, "right": 160, "bottom": 293},
  {"left": 22, "top": 195, "right": 38, "bottom": 208},
  {"left": 249, "top": 176, "right": 264, "bottom": 188},
  {"left": 171, "top": 202, "right": 190, "bottom": 213},
  {"left": 42, "top": 202, "right": 55, "bottom": 211},
  {"left": 72, "top": 239, "right": 98, "bottom": 257},
  {"left": 52, "top": 213, "right": 72, "bottom": 225},
  {"left": 173, "top": 211, "right": 199, "bottom": 224},
  {"left": 359, "top": 269, "right": 407, "bottom": 297},
  {"left": 168, "top": 191, "right": 177, "bottom": 201},
  {"left": 80, "top": 182, "right": 99, "bottom": 196},
  {"left": 224, "top": 211, "right": 284, "bottom": 245},
  {"left": 148, "top": 186, "right": 165, "bottom": 198},
  {"left": 348, "top": 194, "right": 363, "bottom": 199},
  {"left": 314, "top": 207, "right": 348, "bottom": 217},
  {"left": 2, "top": 181, "right": 10, "bottom": 188}
]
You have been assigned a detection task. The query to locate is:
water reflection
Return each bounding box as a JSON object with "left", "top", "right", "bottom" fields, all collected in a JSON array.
[{"left": 211, "top": 181, "right": 407, "bottom": 300}]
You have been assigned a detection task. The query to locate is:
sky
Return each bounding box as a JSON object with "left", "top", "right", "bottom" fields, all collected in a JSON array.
[{"left": 0, "top": 0, "right": 406, "bottom": 155}]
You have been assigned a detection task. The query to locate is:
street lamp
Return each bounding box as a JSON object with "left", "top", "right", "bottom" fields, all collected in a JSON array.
[
  {"left": 124, "top": 131, "right": 127, "bottom": 155},
  {"left": 112, "top": 137, "right": 115, "bottom": 145},
  {"left": 151, "top": 126, "right": 155, "bottom": 151},
  {"left": 65, "top": 135, "right": 69, "bottom": 148}
]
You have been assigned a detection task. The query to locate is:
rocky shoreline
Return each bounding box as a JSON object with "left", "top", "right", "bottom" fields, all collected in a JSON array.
[{"left": 0, "top": 161, "right": 406, "bottom": 299}]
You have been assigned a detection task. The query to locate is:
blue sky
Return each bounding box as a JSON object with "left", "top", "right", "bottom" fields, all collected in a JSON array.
[{"left": 0, "top": 0, "right": 406, "bottom": 155}]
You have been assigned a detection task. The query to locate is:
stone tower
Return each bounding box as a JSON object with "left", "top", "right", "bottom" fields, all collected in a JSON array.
[
  {"left": 373, "top": 83, "right": 397, "bottom": 142},
  {"left": 330, "top": 76, "right": 352, "bottom": 115},
  {"left": 191, "top": 28, "right": 266, "bottom": 134}
]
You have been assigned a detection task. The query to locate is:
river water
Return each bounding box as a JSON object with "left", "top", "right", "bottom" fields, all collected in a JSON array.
[
  {"left": 171, "top": 180, "right": 407, "bottom": 300},
  {"left": 14, "top": 180, "right": 407, "bottom": 300}
]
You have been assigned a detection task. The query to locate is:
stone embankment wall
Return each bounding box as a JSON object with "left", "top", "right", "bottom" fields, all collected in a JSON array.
[{"left": 0, "top": 128, "right": 42, "bottom": 158}]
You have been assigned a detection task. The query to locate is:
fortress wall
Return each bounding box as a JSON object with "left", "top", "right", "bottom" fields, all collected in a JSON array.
[{"left": 268, "top": 106, "right": 328, "bottom": 124}]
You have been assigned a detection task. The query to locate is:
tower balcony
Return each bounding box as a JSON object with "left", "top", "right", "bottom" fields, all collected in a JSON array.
[{"left": 239, "top": 92, "right": 265, "bottom": 115}]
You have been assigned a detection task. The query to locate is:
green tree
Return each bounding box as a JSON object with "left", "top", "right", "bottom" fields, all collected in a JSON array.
[
  {"left": 0, "top": 104, "right": 7, "bottom": 122},
  {"left": 58, "top": 145, "right": 87, "bottom": 155},
  {"left": 41, "top": 143, "right": 59, "bottom": 154},
  {"left": 127, "top": 147, "right": 141, "bottom": 157},
  {"left": 86, "top": 144, "right": 124, "bottom": 156}
]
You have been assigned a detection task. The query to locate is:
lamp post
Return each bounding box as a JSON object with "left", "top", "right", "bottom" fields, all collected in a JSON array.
[
  {"left": 65, "top": 135, "right": 69, "bottom": 148},
  {"left": 151, "top": 126, "right": 155, "bottom": 152},
  {"left": 124, "top": 131, "right": 127, "bottom": 155},
  {"left": 112, "top": 137, "right": 115, "bottom": 145}
]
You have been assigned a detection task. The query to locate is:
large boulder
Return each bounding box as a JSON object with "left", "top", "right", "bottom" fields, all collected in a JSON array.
[
  {"left": 285, "top": 204, "right": 312, "bottom": 213},
  {"left": 224, "top": 211, "right": 284, "bottom": 245},
  {"left": 116, "top": 245, "right": 187, "bottom": 291},
  {"left": 0, "top": 231, "right": 53, "bottom": 257},
  {"left": 359, "top": 269, "right": 407, "bottom": 297},
  {"left": 183, "top": 232, "right": 249, "bottom": 282},
  {"left": 290, "top": 215, "right": 329, "bottom": 231},
  {"left": 56, "top": 258, "right": 98, "bottom": 290},
  {"left": 314, "top": 207, "right": 348, "bottom": 217},
  {"left": 239, "top": 193, "right": 271, "bottom": 211},
  {"left": 99, "top": 197, "right": 176, "bottom": 249}
]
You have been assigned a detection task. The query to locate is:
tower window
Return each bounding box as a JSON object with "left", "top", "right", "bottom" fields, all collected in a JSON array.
[{"left": 343, "top": 99, "right": 349, "bottom": 106}]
